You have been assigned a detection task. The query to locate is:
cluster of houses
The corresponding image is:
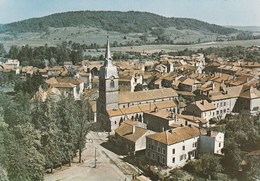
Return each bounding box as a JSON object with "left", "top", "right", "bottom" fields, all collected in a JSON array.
[{"left": 1, "top": 39, "right": 260, "bottom": 169}]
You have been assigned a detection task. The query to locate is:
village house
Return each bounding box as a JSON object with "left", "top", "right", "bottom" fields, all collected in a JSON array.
[
  {"left": 185, "top": 100, "right": 216, "bottom": 121},
  {"left": 143, "top": 109, "right": 177, "bottom": 132},
  {"left": 37, "top": 77, "right": 84, "bottom": 100},
  {"left": 146, "top": 125, "right": 201, "bottom": 168},
  {"left": 114, "top": 120, "right": 154, "bottom": 154},
  {"left": 178, "top": 78, "right": 201, "bottom": 92}
]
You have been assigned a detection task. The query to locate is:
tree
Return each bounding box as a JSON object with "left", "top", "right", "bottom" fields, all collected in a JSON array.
[
  {"left": 222, "top": 111, "right": 260, "bottom": 177},
  {"left": 0, "top": 92, "right": 45, "bottom": 181},
  {"left": 71, "top": 100, "right": 92, "bottom": 163},
  {"left": 0, "top": 164, "right": 9, "bottom": 181},
  {"left": 0, "top": 43, "right": 6, "bottom": 57},
  {"left": 14, "top": 73, "right": 44, "bottom": 96},
  {"left": 184, "top": 154, "right": 222, "bottom": 179},
  {"left": 199, "top": 154, "right": 222, "bottom": 179},
  {"left": 31, "top": 99, "right": 63, "bottom": 173}
]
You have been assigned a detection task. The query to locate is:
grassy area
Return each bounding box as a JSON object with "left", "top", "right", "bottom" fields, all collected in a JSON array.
[{"left": 1, "top": 26, "right": 260, "bottom": 55}]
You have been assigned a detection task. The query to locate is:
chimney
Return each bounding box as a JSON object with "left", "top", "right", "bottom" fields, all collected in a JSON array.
[
  {"left": 132, "top": 125, "right": 136, "bottom": 134},
  {"left": 201, "top": 100, "right": 204, "bottom": 105},
  {"left": 169, "top": 129, "right": 173, "bottom": 133}
]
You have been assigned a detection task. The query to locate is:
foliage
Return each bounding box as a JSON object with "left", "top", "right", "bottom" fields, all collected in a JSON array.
[
  {"left": 184, "top": 154, "right": 222, "bottom": 179},
  {"left": 222, "top": 111, "right": 260, "bottom": 178},
  {"left": 0, "top": 43, "right": 6, "bottom": 57},
  {"left": 0, "top": 91, "right": 92, "bottom": 180},
  {"left": 14, "top": 73, "right": 44, "bottom": 96},
  {"left": 7, "top": 43, "right": 83, "bottom": 67},
  {"left": 0, "top": 164, "right": 9, "bottom": 181},
  {"left": 1, "top": 11, "right": 237, "bottom": 35}
]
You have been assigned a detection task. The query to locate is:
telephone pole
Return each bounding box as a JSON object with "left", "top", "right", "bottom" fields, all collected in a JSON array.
[{"left": 94, "top": 147, "right": 97, "bottom": 168}]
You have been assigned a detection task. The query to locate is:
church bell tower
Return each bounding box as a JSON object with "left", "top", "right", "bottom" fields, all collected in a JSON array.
[{"left": 98, "top": 37, "right": 119, "bottom": 112}]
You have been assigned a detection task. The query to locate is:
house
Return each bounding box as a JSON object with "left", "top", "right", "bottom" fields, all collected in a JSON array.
[
  {"left": 235, "top": 85, "right": 260, "bottom": 113},
  {"left": 185, "top": 100, "right": 216, "bottom": 121},
  {"left": 115, "top": 120, "right": 154, "bottom": 154},
  {"left": 176, "top": 114, "right": 209, "bottom": 128},
  {"left": 178, "top": 78, "right": 201, "bottom": 92},
  {"left": 146, "top": 125, "right": 201, "bottom": 168},
  {"left": 143, "top": 109, "right": 177, "bottom": 132},
  {"left": 42, "top": 77, "right": 84, "bottom": 100},
  {"left": 199, "top": 130, "right": 224, "bottom": 155}
]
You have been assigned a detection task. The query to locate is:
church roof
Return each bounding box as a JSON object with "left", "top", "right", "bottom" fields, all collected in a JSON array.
[{"left": 119, "top": 88, "right": 178, "bottom": 104}]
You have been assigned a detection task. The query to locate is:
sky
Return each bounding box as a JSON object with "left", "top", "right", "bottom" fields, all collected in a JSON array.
[{"left": 0, "top": 0, "right": 260, "bottom": 26}]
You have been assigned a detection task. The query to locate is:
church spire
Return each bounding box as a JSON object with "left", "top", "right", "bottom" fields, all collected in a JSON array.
[{"left": 104, "top": 36, "right": 112, "bottom": 66}]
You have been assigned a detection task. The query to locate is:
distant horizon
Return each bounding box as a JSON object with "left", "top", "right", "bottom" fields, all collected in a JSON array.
[
  {"left": 0, "top": 0, "right": 260, "bottom": 26},
  {"left": 0, "top": 9, "right": 259, "bottom": 28}
]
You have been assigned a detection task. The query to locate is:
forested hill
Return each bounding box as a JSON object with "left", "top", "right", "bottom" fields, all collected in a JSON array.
[{"left": 0, "top": 10, "right": 237, "bottom": 34}]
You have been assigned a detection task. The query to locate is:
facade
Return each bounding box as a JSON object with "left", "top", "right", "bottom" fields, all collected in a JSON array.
[
  {"left": 146, "top": 126, "right": 200, "bottom": 168},
  {"left": 114, "top": 120, "right": 154, "bottom": 154},
  {"left": 185, "top": 100, "right": 216, "bottom": 121},
  {"left": 199, "top": 131, "right": 224, "bottom": 155}
]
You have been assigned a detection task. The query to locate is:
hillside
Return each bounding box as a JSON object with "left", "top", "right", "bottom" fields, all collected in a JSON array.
[{"left": 1, "top": 11, "right": 237, "bottom": 35}]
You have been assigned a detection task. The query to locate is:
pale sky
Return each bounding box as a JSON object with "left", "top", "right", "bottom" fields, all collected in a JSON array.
[{"left": 0, "top": 0, "right": 260, "bottom": 26}]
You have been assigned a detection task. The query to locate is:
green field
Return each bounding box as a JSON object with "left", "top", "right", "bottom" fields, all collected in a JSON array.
[{"left": 1, "top": 26, "right": 260, "bottom": 56}]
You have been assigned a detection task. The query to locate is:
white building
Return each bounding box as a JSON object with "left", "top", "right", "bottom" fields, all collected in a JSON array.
[
  {"left": 146, "top": 125, "right": 200, "bottom": 168},
  {"left": 185, "top": 100, "right": 216, "bottom": 121}
]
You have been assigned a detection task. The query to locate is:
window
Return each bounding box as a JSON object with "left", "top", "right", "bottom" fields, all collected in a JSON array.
[
  {"left": 151, "top": 145, "right": 154, "bottom": 150},
  {"left": 162, "top": 148, "right": 166, "bottom": 155},
  {"left": 172, "top": 149, "right": 175, "bottom": 154},
  {"left": 148, "top": 143, "right": 151, "bottom": 149},
  {"left": 180, "top": 154, "right": 186, "bottom": 161},
  {"left": 162, "top": 157, "right": 165, "bottom": 164},
  {"left": 152, "top": 154, "right": 155, "bottom": 160},
  {"left": 224, "top": 102, "right": 226, "bottom": 106},
  {"left": 110, "top": 80, "right": 115, "bottom": 88},
  {"left": 157, "top": 147, "right": 161, "bottom": 153},
  {"left": 219, "top": 143, "right": 221, "bottom": 147},
  {"left": 172, "top": 157, "right": 175, "bottom": 163},
  {"left": 195, "top": 142, "right": 197, "bottom": 147},
  {"left": 182, "top": 146, "right": 185, "bottom": 151}
]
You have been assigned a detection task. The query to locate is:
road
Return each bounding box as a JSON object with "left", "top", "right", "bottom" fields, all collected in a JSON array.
[{"left": 44, "top": 131, "right": 138, "bottom": 181}]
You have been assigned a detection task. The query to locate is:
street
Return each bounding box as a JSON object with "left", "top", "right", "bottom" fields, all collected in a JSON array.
[{"left": 44, "top": 131, "right": 138, "bottom": 181}]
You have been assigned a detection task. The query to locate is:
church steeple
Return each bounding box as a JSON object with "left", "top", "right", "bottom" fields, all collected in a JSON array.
[
  {"left": 104, "top": 36, "right": 112, "bottom": 67},
  {"left": 99, "top": 36, "right": 118, "bottom": 79}
]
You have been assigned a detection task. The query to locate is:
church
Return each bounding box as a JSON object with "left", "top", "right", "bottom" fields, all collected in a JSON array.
[{"left": 97, "top": 38, "right": 179, "bottom": 132}]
